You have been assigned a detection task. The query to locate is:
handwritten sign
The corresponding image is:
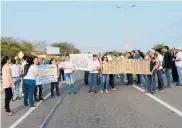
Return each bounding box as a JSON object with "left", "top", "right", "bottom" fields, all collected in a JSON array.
[
  {"left": 18, "top": 51, "right": 24, "bottom": 59},
  {"left": 70, "top": 54, "right": 93, "bottom": 71},
  {"left": 36, "top": 65, "right": 58, "bottom": 85},
  {"left": 102, "top": 58, "right": 150, "bottom": 74}
]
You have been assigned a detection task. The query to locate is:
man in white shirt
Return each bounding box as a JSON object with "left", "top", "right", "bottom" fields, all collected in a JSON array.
[
  {"left": 20, "top": 56, "right": 27, "bottom": 96},
  {"left": 10, "top": 59, "right": 21, "bottom": 100},
  {"left": 155, "top": 49, "right": 165, "bottom": 92},
  {"left": 88, "top": 54, "right": 100, "bottom": 93},
  {"left": 174, "top": 47, "right": 182, "bottom": 86}
]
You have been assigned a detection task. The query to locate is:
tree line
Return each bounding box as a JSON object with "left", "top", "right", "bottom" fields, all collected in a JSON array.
[{"left": 1, "top": 37, "right": 81, "bottom": 58}]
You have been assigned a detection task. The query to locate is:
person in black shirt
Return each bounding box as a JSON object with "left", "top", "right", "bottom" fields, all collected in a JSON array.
[
  {"left": 147, "top": 50, "right": 157, "bottom": 94},
  {"left": 163, "top": 46, "right": 172, "bottom": 88}
]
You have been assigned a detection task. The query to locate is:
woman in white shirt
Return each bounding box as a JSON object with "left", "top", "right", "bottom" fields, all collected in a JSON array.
[
  {"left": 23, "top": 57, "right": 39, "bottom": 107},
  {"left": 10, "top": 59, "right": 21, "bottom": 100},
  {"left": 50, "top": 58, "right": 60, "bottom": 97},
  {"left": 63, "top": 55, "right": 76, "bottom": 95}
]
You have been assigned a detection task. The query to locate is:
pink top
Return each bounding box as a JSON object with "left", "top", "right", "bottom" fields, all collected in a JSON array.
[{"left": 2, "top": 65, "right": 12, "bottom": 89}]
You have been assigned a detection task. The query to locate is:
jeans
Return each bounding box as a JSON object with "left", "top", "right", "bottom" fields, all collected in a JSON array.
[
  {"left": 101, "top": 74, "right": 109, "bottom": 90},
  {"left": 147, "top": 73, "right": 156, "bottom": 92},
  {"left": 84, "top": 71, "right": 89, "bottom": 85},
  {"left": 166, "top": 69, "right": 171, "bottom": 87},
  {"left": 140, "top": 74, "right": 148, "bottom": 87},
  {"left": 4, "top": 87, "right": 13, "bottom": 112},
  {"left": 89, "top": 73, "right": 98, "bottom": 91},
  {"left": 64, "top": 73, "right": 76, "bottom": 93},
  {"left": 12, "top": 77, "right": 20, "bottom": 97},
  {"left": 34, "top": 84, "right": 43, "bottom": 99},
  {"left": 119, "top": 74, "right": 125, "bottom": 82},
  {"left": 177, "top": 66, "right": 182, "bottom": 85},
  {"left": 109, "top": 74, "right": 115, "bottom": 89},
  {"left": 59, "top": 68, "right": 65, "bottom": 81},
  {"left": 157, "top": 69, "right": 164, "bottom": 90},
  {"left": 23, "top": 79, "right": 36, "bottom": 106},
  {"left": 127, "top": 74, "right": 133, "bottom": 84}
]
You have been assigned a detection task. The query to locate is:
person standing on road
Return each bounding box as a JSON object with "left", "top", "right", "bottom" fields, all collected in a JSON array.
[
  {"left": 174, "top": 47, "right": 182, "bottom": 86},
  {"left": 50, "top": 58, "right": 60, "bottom": 97},
  {"left": 126, "top": 52, "right": 134, "bottom": 85},
  {"left": 63, "top": 55, "right": 76, "bottom": 95},
  {"left": 146, "top": 50, "right": 157, "bottom": 94},
  {"left": 88, "top": 54, "right": 100, "bottom": 93},
  {"left": 59, "top": 58, "right": 65, "bottom": 82},
  {"left": 100, "top": 56, "right": 109, "bottom": 93},
  {"left": 163, "top": 46, "right": 172, "bottom": 88},
  {"left": 20, "top": 56, "right": 27, "bottom": 96},
  {"left": 171, "top": 49, "right": 179, "bottom": 82},
  {"left": 23, "top": 57, "right": 39, "bottom": 107},
  {"left": 2, "top": 56, "right": 15, "bottom": 116},
  {"left": 34, "top": 57, "right": 44, "bottom": 102},
  {"left": 155, "top": 49, "right": 165, "bottom": 92},
  {"left": 10, "top": 59, "right": 21, "bottom": 101}
]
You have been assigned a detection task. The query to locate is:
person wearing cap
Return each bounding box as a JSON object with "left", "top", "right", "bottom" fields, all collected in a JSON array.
[
  {"left": 163, "top": 46, "right": 172, "bottom": 88},
  {"left": 88, "top": 54, "right": 101, "bottom": 93},
  {"left": 174, "top": 47, "right": 182, "bottom": 86},
  {"left": 146, "top": 50, "right": 157, "bottom": 94},
  {"left": 155, "top": 48, "right": 165, "bottom": 92}
]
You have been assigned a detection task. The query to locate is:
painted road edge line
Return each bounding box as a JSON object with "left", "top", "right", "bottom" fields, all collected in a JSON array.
[
  {"left": 39, "top": 93, "right": 65, "bottom": 128},
  {"left": 133, "top": 84, "right": 182, "bottom": 117},
  {"left": 9, "top": 82, "right": 64, "bottom": 128}
]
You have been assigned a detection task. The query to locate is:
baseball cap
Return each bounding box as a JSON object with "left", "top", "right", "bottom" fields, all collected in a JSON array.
[
  {"left": 175, "top": 47, "right": 181, "bottom": 50},
  {"left": 148, "top": 49, "right": 155, "bottom": 53}
]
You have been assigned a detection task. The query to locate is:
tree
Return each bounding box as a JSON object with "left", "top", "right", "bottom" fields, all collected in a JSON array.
[
  {"left": 153, "top": 43, "right": 164, "bottom": 50},
  {"left": 51, "top": 42, "right": 80, "bottom": 54}
]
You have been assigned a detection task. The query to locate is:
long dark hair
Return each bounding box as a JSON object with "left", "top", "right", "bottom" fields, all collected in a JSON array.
[
  {"left": 50, "top": 58, "right": 55, "bottom": 64},
  {"left": 1, "top": 56, "right": 10, "bottom": 67},
  {"left": 23, "top": 56, "right": 34, "bottom": 77}
]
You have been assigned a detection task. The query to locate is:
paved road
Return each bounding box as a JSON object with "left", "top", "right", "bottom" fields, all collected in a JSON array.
[{"left": 1, "top": 72, "right": 182, "bottom": 128}]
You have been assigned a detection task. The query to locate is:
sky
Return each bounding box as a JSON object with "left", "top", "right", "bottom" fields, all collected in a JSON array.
[{"left": 1, "top": 1, "right": 182, "bottom": 53}]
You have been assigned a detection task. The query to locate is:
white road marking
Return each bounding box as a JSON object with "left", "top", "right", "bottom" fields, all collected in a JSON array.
[
  {"left": 9, "top": 82, "right": 64, "bottom": 128},
  {"left": 39, "top": 93, "right": 65, "bottom": 128},
  {"left": 133, "top": 84, "right": 182, "bottom": 117}
]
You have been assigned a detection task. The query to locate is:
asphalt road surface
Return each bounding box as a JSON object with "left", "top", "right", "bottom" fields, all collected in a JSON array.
[{"left": 1, "top": 71, "right": 182, "bottom": 128}]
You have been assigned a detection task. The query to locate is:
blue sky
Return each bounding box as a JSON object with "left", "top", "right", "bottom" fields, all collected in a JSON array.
[{"left": 1, "top": 1, "right": 182, "bottom": 53}]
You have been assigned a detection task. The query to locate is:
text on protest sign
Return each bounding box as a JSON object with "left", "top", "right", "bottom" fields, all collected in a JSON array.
[
  {"left": 36, "top": 65, "right": 58, "bottom": 85},
  {"left": 70, "top": 54, "right": 93, "bottom": 71},
  {"left": 101, "top": 58, "right": 150, "bottom": 74}
]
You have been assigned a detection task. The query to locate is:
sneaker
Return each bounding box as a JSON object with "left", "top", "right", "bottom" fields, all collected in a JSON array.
[
  {"left": 24, "top": 105, "right": 29, "bottom": 108},
  {"left": 100, "top": 90, "right": 104, "bottom": 94},
  {"left": 94, "top": 91, "right": 97, "bottom": 93},
  {"left": 159, "top": 89, "right": 164, "bottom": 92},
  {"left": 151, "top": 91, "right": 155, "bottom": 94},
  {"left": 105, "top": 90, "right": 109, "bottom": 93},
  {"left": 16, "top": 96, "right": 20, "bottom": 100},
  {"left": 111, "top": 88, "right": 116, "bottom": 91},
  {"left": 88, "top": 90, "right": 93, "bottom": 93},
  {"left": 39, "top": 97, "right": 44, "bottom": 100},
  {"left": 35, "top": 99, "right": 40, "bottom": 102},
  {"left": 68, "top": 93, "right": 71, "bottom": 95},
  {"left": 74, "top": 92, "right": 77, "bottom": 94},
  {"left": 30, "top": 105, "right": 36, "bottom": 108}
]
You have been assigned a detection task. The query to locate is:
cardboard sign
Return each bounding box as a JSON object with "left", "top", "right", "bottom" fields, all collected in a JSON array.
[
  {"left": 36, "top": 65, "right": 58, "bottom": 85},
  {"left": 102, "top": 58, "right": 150, "bottom": 74}
]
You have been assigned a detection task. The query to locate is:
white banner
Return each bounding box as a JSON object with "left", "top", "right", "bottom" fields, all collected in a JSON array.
[
  {"left": 36, "top": 65, "right": 58, "bottom": 85},
  {"left": 70, "top": 54, "right": 93, "bottom": 71}
]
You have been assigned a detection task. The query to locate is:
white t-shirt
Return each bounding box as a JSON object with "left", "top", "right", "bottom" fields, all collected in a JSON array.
[
  {"left": 23, "top": 65, "right": 38, "bottom": 80},
  {"left": 175, "top": 52, "right": 182, "bottom": 67},
  {"left": 63, "top": 61, "right": 74, "bottom": 73},
  {"left": 157, "top": 54, "right": 163, "bottom": 70},
  {"left": 59, "top": 62, "right": 64, "bottom": 69},
  {"left": 11, "top": 64, "right": 20, "bottom": 78},
  {"left": 90, "top": 60, "right": 100, "bottom": 73}
]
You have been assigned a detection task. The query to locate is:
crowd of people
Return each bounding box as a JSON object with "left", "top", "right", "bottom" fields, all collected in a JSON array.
[{"left": 1, "top": 46, "right": 182, "bottom": 116}]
